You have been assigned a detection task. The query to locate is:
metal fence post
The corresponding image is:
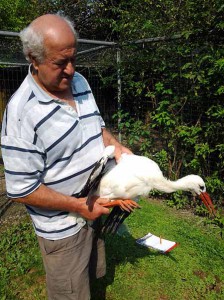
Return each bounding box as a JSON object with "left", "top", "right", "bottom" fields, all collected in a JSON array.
[{"left": 117, "top": 47, "right": 122, "bottom": 143}]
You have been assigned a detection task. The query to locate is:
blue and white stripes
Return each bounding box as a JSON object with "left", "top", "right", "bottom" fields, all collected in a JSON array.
[{"left": 1, "top": 68, "right": 105, "bottom": 239}]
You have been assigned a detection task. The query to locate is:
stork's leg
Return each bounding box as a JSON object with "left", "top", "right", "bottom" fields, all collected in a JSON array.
[{"left": 101, "top": 199, "right": 140, "bottom": 212}]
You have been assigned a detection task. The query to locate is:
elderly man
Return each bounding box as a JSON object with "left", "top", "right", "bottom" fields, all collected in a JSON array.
[{"left": 1, "top": 14, "right": 131, "bottom": 300}]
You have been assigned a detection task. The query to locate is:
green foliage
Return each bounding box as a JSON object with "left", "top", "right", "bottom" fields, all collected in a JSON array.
[
  {"left": 0, "top": 0, "right": 40, "bottom": 31},
  {"left": 95, "top": 1, "right": 224, "bottom": 213},
  {"left": 113, "top": 110, "right": 152, "bottom": 156},
  {"left": 166, "top": 191, "right": 190, "bottom": 210},
  {"left": 153, "top": 149, "right": 169, "bottom": 172}
]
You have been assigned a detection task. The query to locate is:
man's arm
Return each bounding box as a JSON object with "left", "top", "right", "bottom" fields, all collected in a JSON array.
[
  {"left": 102, "top": 128, "right": 132, "bottom": 161},
  {"left": 9, "top": 129, "right": 130, "bottom": 219},
  {"left": 12, "top": 184, "right": 109, "bottom": 220}
]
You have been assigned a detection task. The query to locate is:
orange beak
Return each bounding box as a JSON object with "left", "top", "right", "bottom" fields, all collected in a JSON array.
[{"left": 199, "top": 192, "right": 216, "bottom": 216}]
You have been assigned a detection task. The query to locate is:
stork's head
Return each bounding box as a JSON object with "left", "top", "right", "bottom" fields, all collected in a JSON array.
[{"left": 183, "top": 175, "right": 216, "bottom": 216}]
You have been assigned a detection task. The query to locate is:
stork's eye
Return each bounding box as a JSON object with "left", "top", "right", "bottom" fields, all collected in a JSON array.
[{"left": 200, "top": 185, "right": 205, "bottom": 190}]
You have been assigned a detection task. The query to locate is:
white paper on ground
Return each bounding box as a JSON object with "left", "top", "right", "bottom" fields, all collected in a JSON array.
[{"left": 136, "top": 232, "right": 178, "bottom": 253}]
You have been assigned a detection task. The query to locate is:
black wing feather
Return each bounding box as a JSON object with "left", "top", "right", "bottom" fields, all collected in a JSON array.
[{"left": 76, "top": 157, "right": 116, "bottom": 198}]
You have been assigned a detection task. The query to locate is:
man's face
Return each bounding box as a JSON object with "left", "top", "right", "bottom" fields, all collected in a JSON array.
[{"left": 33, "top": 36, "right": 76, "bottom": 94}]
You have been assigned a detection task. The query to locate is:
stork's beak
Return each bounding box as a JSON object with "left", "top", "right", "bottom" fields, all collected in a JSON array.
[{"left": 199, "top": 192, "right": 216, "bottom": 216}]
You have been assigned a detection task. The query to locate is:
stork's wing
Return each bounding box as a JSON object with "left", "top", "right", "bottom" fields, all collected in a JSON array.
[
  {"left": 75, "top": 156, "right": 116, "bottom": 199},
  {"left": 101, "top": 206, "right": 131, "bottom": 235}
]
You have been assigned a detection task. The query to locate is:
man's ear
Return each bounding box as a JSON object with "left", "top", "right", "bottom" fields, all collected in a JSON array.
[{"left": 29, "top": 54, "right": 39, "bottom": 71}]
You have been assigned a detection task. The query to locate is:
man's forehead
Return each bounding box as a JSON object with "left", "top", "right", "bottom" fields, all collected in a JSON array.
[
  {"left": 45, "top": 45, "right": 77, "bottom": 58},
  {"left": 44, "top": 34, "right": 76, "bottom": 57}
]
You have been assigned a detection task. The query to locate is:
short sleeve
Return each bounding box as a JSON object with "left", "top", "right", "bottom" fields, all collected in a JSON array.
[{"left": 1, "top": 135, "right": 45, "bottom": 198}]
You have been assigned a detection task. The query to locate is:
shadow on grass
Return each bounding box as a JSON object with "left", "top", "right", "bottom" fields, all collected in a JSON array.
[{"left": 90, "top": 230, "right": 177, "bottom": 300}]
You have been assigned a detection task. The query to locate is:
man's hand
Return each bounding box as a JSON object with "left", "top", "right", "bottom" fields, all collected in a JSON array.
[
  {"left": 114, "top": 144, "right": 132, "bottom": 162},
  {"left": 76, "top": 196, "right": 110, "bottom": 220},
  {"left": 102, "top": 128, "right": 132, "bottom": 162}
]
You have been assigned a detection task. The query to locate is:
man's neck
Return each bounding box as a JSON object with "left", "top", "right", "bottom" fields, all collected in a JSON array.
[{"left": 50, "top": 90, "right": 76, "bottom": 110}]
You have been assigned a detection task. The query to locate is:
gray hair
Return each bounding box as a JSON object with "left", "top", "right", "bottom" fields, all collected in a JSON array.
[{"left": 20, "top": 14, "right": 78, "bottom": 63}]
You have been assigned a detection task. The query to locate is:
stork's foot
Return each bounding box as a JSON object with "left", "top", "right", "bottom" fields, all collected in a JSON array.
[{"left": 101, "top": 199, "right": 140, "bottom": 212}]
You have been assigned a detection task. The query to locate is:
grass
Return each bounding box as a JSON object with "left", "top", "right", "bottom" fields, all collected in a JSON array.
[{"left": 0, "top": 198, "right": 223, "bottom": 300}]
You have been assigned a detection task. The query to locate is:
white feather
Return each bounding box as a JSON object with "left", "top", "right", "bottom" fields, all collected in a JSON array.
[{"left": 96, "top": 152, "right": 206, "bottom": 199}]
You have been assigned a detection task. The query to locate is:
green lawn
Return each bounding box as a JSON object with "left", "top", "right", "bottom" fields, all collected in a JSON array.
[{"left": 0, "top": 199, "right": 223, "bottom": 300}]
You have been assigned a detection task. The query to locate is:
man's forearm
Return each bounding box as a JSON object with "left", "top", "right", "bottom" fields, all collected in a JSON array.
[
  {"left": 13, "top": 184, "right": 109, "bottom": 220},
  {"left": 102, "top": 128, "right": 121, "bottom": 147},
  {"left": 14, "top": 184, "right": 79, "bottom": 211}
]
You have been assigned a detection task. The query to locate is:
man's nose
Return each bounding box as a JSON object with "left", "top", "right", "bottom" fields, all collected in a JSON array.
[{"left": 64, "top": 61, "right": 75, "bottom": 75}]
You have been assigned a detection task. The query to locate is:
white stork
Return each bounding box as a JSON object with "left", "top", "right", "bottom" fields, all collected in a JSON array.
[{"left": 78, "top": 146, "right": 216, "bottom": 234}]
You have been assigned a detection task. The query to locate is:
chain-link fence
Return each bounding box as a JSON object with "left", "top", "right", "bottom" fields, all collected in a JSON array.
[
  {"left": 0, "top": 31, "right": 223, "bottom": 186},
  {"left": 0, "top": 31, "right": 119, "bottom": 128}
]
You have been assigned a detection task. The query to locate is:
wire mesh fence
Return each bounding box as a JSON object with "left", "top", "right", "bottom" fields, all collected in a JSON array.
[
  {"left": 0, "top": 31, "right": 119, "bottom": 127},
  {"left": 0, "top": 31, "right": 223, "bottom": 188}
]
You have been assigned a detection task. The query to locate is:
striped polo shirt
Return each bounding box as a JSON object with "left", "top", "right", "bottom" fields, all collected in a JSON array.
[{"left": 1, "top": 67, "right": 105, "bottom": 240}]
